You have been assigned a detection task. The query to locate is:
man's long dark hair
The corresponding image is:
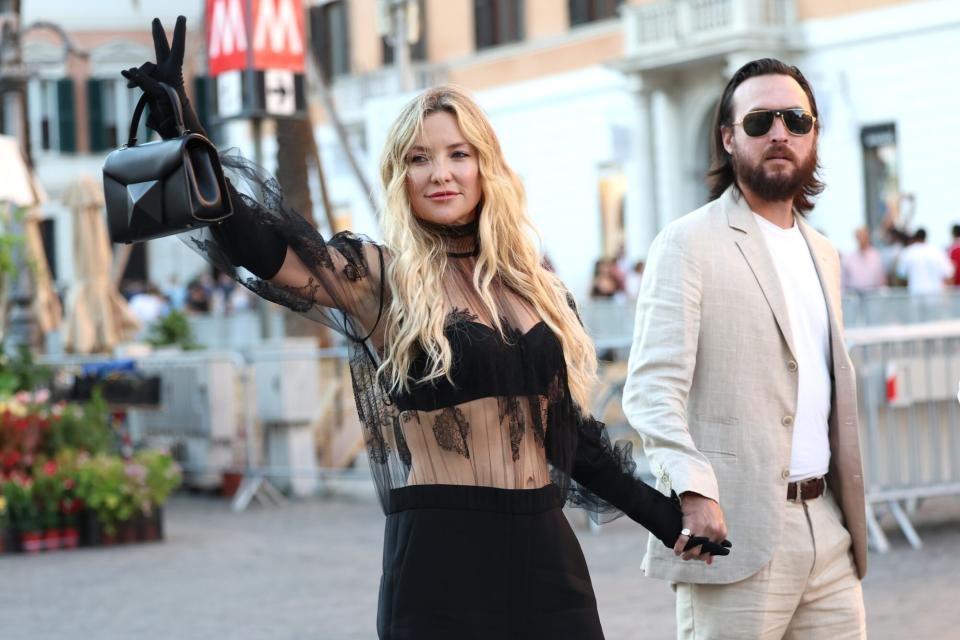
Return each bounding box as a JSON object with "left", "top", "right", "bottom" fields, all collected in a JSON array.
[{"left": 707, "top": 58, "right": 825, "bottom": 214}]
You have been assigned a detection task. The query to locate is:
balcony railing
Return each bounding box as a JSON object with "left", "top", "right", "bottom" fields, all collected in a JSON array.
[{"left": 623, "top": 0, "right": 796, "bottom": 58}]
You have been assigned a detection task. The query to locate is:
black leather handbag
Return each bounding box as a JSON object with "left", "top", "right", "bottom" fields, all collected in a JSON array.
[{"left": 102, "top": 82, "right": 232, "bottom": 244}]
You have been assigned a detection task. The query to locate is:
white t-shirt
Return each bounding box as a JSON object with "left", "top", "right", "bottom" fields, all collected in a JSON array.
[
  {"left": 754, "top": 214, "right": 832, "bottom": 481},
  {"left": 896, "top": 242, "right": 954, "bottom": 295}
]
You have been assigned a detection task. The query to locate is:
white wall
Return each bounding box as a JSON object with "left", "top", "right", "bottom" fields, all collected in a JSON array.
[{"left": 800, "top": 0, "right": 960, "bottom": 254}]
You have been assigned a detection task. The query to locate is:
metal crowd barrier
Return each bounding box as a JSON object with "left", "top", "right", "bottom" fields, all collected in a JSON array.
[
  {"left": 38, "top": 341, "right": 366, "bottom": 512},
  {"left": 584, "top": 319, "right": 960, "bottom": 551},
  {"left": 842, "top": 288, "right": 960, "bottom": 327},
  {"left": 846, "top": 322, "right": 960, "bottom": 551}
]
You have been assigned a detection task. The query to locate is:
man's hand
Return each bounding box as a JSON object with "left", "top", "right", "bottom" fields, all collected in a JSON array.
[{"left": 674, "top": 492, "right": 727, "bottom": 565}]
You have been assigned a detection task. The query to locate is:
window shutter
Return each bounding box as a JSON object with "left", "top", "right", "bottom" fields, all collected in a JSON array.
[
  {"left": 56, "top": 79, "right": 75, "bottom": 153},
  {"left": 87, "top": 78, "right": 105, "bottom": 152},
  {"left": 475, "top": 0, "right": 494, "bottom": 49},
  {"left": 569, "top": 0, "right": 590, "bottom": 26}
]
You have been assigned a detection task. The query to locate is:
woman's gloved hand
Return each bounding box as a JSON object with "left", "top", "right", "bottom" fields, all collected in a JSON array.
[{"left": 121, "top": 16, "right": 206, "bottom": 139}]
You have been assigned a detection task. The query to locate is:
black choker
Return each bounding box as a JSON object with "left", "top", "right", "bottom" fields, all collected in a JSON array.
[{"left": 417, "top": 217, "right": 479, "bottom": 257}]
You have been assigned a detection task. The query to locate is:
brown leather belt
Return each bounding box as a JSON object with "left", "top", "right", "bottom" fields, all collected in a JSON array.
[{"left": 786, "top": 476, "right": 826, "bottom": 502}]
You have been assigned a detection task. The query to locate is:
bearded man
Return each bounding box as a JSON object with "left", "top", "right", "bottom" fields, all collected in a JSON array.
[{"left": 623, "top": 59, "right": 867, "bottom": 639}]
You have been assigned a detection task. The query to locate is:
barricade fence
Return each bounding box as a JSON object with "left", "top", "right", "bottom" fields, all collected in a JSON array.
[
  {"left": 37, "top": 309, "right": 960, "bottom": 539},
  {"left": 39, "top": 340, "right": 367, "bottom": 512},
  {"left": 846, "top": 322, "right": 960, "bottom": 551}
]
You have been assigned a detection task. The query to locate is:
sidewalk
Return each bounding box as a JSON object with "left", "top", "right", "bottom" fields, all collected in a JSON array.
[{"left": 1, "top": 490, "right": 958, "bottom": 639}]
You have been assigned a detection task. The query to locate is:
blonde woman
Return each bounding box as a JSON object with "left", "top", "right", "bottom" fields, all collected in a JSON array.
[{"left": 123, "top": 18, "right": 729, "bottom": 639}]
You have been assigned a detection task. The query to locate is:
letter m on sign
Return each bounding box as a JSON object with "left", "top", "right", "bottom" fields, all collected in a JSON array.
[
  {"left": 207, "top": 0, "right": 249, "bottom": 76},
  {"left": 252, "top": 0, "right": 305, "bottom": 72}
]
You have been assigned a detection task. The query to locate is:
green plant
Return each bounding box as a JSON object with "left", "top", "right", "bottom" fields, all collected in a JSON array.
[
  {"left": 0, "top": 345, "right": 53, "bottom": 397},
  {"left": 0, "top": 491, "right": 8, "bottom": 530},
  {"left": 145, "top": 310, "right": 201, "bottom": 350},
  {"left": 31, "top": 458, "right": 64, "bottom": 529},
  {"left": 74, "top": 454, "right": 152, "bottom": 536},
  {"left": 1, "top": 473, "right": 40, "bottom": 533},
  {"left": 135, "top": 449, "right": 182, "bottom": 510},
  {"left": 44, "top": 390, "right": 112, "bottom": 456}
]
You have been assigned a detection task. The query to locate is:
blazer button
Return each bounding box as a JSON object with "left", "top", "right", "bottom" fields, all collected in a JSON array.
[
  {"left": 782, "top": 415, "right": 794, "bottom": 427},
  {"left": 787, "top": 360, "right": 798, "bottom": 372},
  {"left": 781, "top": 468, "right": 790, "bottom": 479}
]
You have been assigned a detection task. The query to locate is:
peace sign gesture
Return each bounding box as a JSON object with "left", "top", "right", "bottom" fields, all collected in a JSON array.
[{"left": 121, "top": 16, "right": 205, "bottom": 139}]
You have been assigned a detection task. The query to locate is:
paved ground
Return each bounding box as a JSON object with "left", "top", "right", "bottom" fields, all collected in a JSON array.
[{"left": 2, "top": 486, "right": 959, "bottom": 640}]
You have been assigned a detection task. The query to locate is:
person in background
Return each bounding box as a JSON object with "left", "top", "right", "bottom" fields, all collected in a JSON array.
[
  {"left": 590, "top": 258, "right": 623, "bottom": 299},
  {"left": 184, "top": 279, "right": 210, "bottom": 315},
  {"left": 163, "top": 274, "right": 188, "bottom": 311},
  {"left": 841, "top": 226, "right": 886, "bottom": 294},
  {"left": 896, "top": 228, "right": 954, "bottom": 295},
  {"left": 128, "top": 283, "right": 169, "bottom": 326},
  {"left": 948, "top": 224, "right": 960, "bottom": 286}
]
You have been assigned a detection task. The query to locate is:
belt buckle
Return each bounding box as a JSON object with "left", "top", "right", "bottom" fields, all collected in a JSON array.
[{"left": 792, "top": 480, "right": 804, "bottom": 504}]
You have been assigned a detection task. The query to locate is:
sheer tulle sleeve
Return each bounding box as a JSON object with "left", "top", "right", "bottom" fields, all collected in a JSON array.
[
  {"left": 542, "top": 289, "right": 682, "bottom": 547},
  {"left": 181, "top": 150, "right": 387, "bottom": 342}
]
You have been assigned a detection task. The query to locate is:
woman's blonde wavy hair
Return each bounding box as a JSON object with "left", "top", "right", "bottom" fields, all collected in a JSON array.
[{"left": 378, "top": 84, "right": 598, "bottom": 412}]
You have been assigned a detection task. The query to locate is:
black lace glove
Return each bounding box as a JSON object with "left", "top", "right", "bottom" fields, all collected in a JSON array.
[
  {"left": 566, "top": 419, "right": 731, "bottom": 554},
  {"left": 209, "top": 180, "right": 289, "bottom": 280},
  {"left": 120, "top": 16, "right": 205, "bottom": 139}
]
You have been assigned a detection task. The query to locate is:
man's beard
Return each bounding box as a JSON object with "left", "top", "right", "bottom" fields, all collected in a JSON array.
[{"left": 734, "top": 143, "right": 818, "bottom": 203}]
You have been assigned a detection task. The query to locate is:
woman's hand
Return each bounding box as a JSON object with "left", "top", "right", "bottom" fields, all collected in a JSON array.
[{"left": 121, "top": 16, "right": 205, "bottom": 138}]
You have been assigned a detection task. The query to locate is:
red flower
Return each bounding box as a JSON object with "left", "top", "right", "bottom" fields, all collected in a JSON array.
[
  {"left": 1, "top": 450, "right": 21, "bottom": 468},
  {"left": 63, "top": 478, "right": 76, "bottom": 491},
  {"left": 43, "top": 460, "right": 57, "bottom": 476}
]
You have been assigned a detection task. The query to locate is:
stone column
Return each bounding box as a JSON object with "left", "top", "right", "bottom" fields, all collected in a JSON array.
[{"left": 624, "top": 74, "right": 660, "bottom": 261}]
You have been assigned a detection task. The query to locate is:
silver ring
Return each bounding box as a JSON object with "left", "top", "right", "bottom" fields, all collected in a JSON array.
[{"left": 680, "top": 528, "right": 692, "bottom": 537}]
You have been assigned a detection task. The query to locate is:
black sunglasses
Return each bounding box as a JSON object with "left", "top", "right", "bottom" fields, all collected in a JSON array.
[{"left": 730, "top": 109, "right": 817, "bottom": 137}]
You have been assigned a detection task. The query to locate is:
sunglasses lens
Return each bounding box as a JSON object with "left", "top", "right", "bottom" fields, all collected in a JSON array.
[
  {"left": 783, "top": 109, "right": 815, "bottom": 134},
  {"left": 742, "top": 112, "right": 775, "bottom": 136}
]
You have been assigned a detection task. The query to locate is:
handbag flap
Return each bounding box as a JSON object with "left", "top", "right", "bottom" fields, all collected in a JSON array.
[{"left": 102, "top": 137, "right": 189, "bottom": 185}]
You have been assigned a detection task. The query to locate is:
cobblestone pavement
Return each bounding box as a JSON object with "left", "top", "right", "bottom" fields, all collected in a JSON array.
[{"left": 2, "top": 488, "right": 958, "bottom": 640}]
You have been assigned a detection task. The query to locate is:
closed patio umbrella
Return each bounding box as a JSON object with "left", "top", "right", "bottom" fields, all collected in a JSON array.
[
  {"left": 0, "top": 135, "right": 60, "bottom": 341},
  {"left": 62, "top": 175, "right": 140, "bottom": 353}
]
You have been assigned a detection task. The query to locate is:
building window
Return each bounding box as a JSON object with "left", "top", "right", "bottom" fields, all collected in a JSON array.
[
  {"left": 474, "top": 0, "right": 524, "bottom": 50},
  {"left": 383, "top": 0, "right": 427, "bottom": 66},
  {"left": 88, "top": 78, "right": 146, "bottom": 152},
  {"left": 309, "top": 0, "right": 351, "bottom": 81},
  {"left": 569, "top": 0, "right": 623, "bottom": 27},
  {"left": 28, "top": 79, "right": 76, "bottom": 153}
]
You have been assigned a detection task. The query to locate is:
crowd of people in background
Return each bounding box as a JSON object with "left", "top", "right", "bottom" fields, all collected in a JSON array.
[
  {"left": 842, "top": 222, "right": 959, "bottom": 296},
  {"left": 120, "top": 270, "right": 255, "bottom": 327}
]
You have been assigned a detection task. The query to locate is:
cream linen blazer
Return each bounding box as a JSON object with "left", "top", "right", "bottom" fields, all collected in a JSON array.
[{"left": 623, "top": 186, "right": 867, "bottom": 584}]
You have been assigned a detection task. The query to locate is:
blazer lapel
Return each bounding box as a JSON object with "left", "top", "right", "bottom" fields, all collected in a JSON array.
[
  {"left": 797, "top": 218, "right": 841, "bottom": 372},
  {"left": 723, "top": 189, "right": 798, "bottom": 360}
]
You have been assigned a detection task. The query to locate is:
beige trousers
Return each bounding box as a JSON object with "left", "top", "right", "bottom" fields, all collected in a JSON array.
[{"left": 675, "top": 490, "right": 866, "bottom": 640}]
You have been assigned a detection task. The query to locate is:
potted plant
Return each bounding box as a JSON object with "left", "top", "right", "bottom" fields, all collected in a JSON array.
[
  {"left": 32, "top": 458, "right": 63, "bottom": 551},
  {"left": 146, "top": 310, "right": 201, "bottom": 352},
  {"left": 55, "top": 451, "right": 82, "bottom": 549},
  {"left": 74, "top": 454, "right": 125, "bottom": 544},
  {"left": 2, "top": 472, "right": 41, "bottom": 552},
  {"left": 135, "top": 449, "right": 182, "bottom": 540},
  {"left": 0, "top": 488, "right": 9, "bottom": 553}
]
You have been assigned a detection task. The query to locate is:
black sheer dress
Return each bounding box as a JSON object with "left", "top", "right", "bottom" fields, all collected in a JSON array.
[{"left": 184, "top": 154, "right": 683, "bottom": 639}]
